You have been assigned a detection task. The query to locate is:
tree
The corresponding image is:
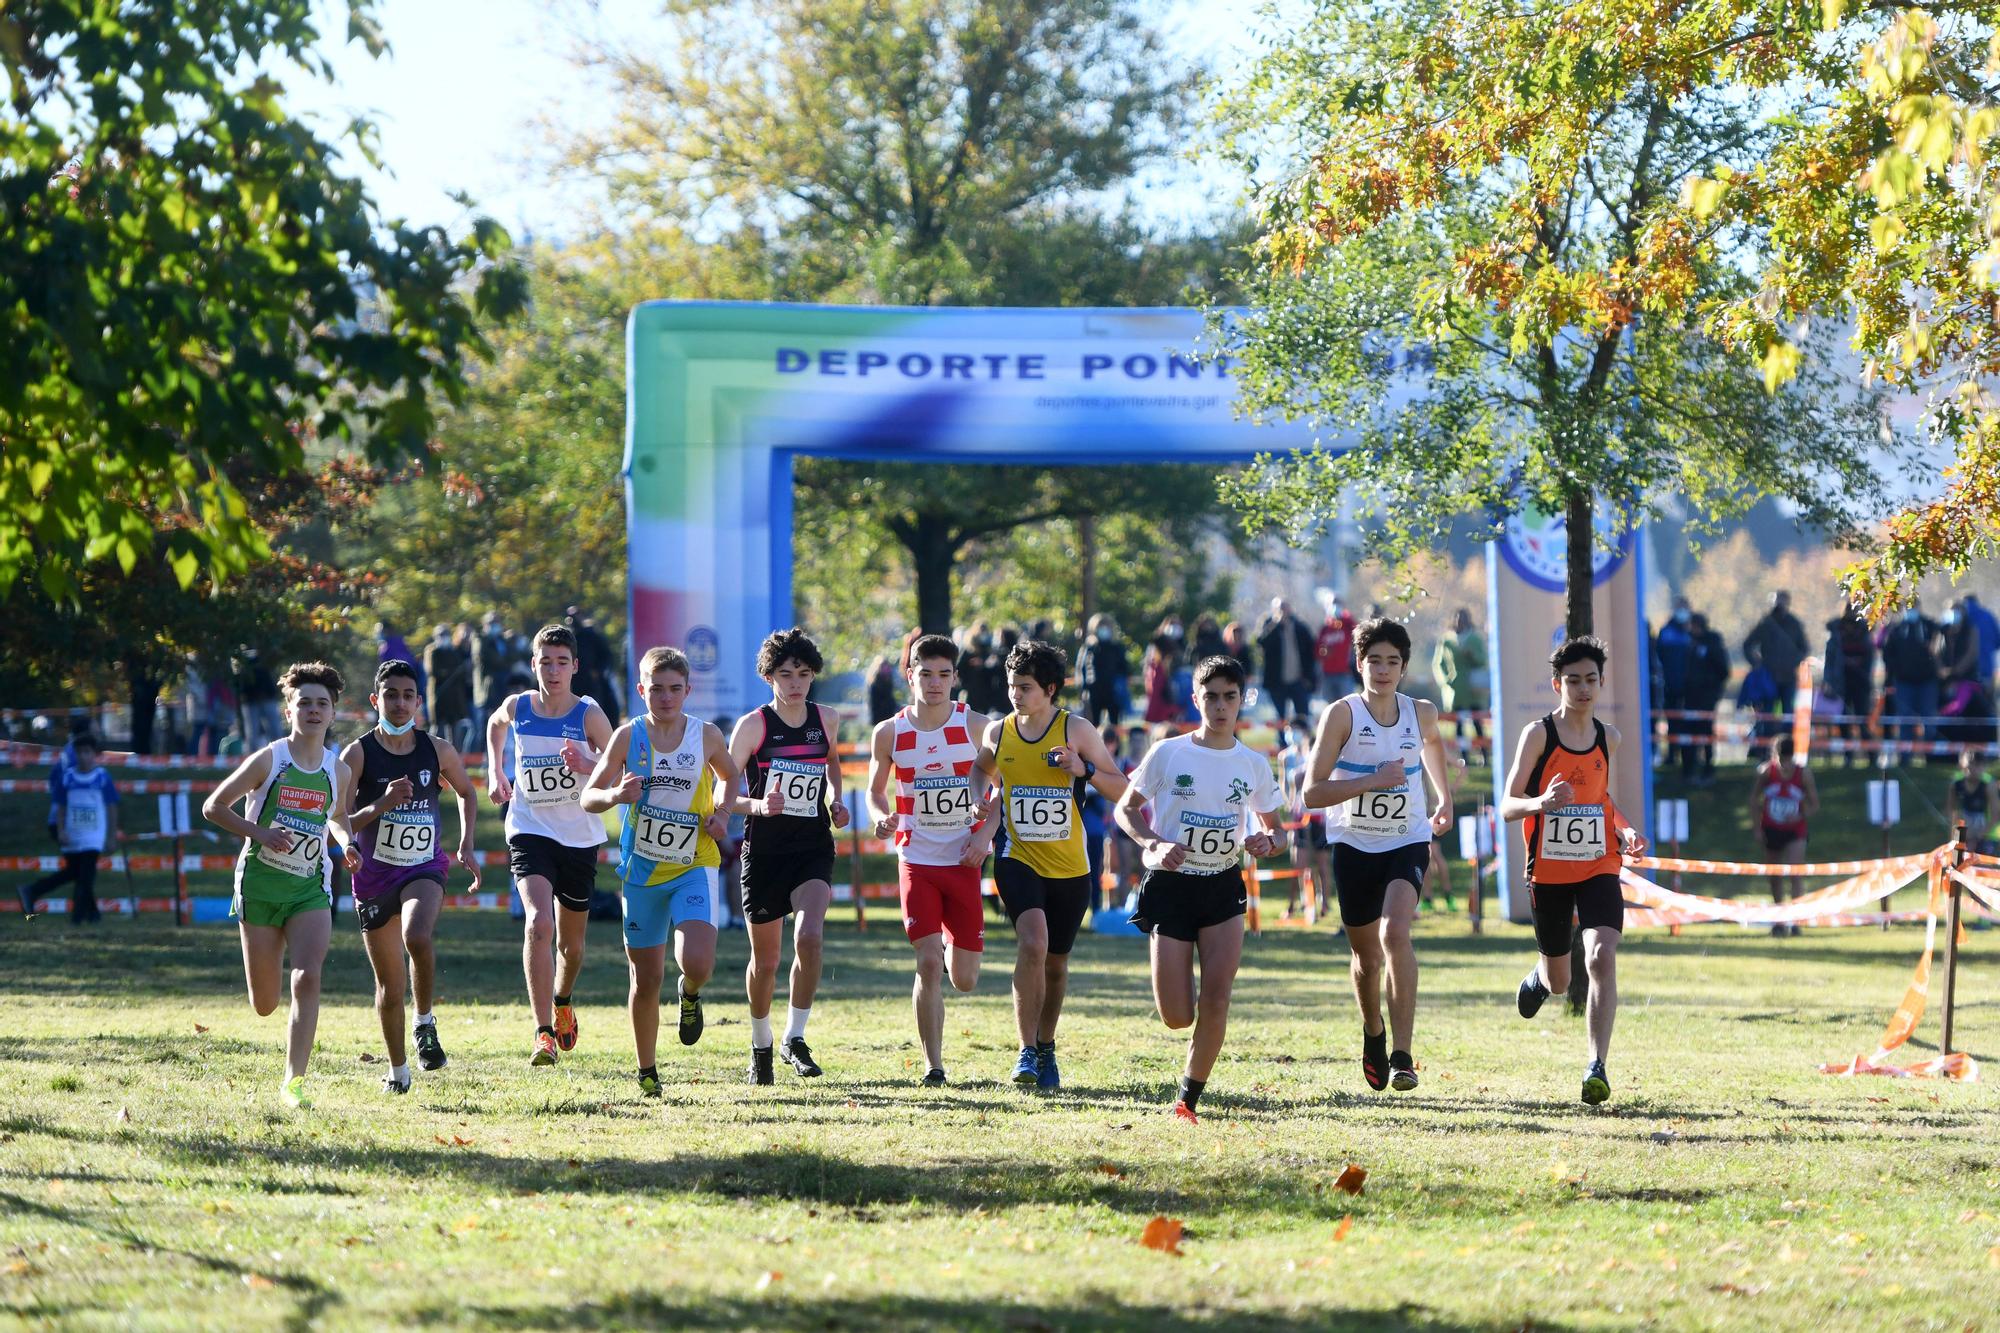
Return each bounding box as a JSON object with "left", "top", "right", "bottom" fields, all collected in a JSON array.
[
  {"left": 1208, "top": 0, "right": 1907, "bottom": 641},
  {"left": 563, "top": 0, "right": 1248, "bottom": 636},
  {"left": 0, "top": 0, "right": 525, "bottom": 600}
]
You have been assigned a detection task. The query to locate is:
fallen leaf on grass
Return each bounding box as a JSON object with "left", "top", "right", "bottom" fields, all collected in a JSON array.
[
  {"left": 1094, "top": 1163, "right": 1124, "bottom": 1178},
  {"left": 755, "top": 1271, "right": 782, "bottom": 1291},
  {"left": 452, "top": 1135, "right": 472, "bottom": 1146},
  {"left": 1987, "top": 1245, "right": 2000, "bottom": 1269},
  {"left": 357, "top": 1053, "right": 379, "bottom": 1064},
  {"left": 566, "top": 1159, "right": 582, "bottom": 1170},
  {"left": 1332, "top": 1215, "right": 1352, "bottom": 1243},
  {"left": 193, "top": 1024, "right": 209, "bottom": 1034},
  {"left": 112, "top": 1107, "right": 130, "bottom": 1125},
  {"left": 243, "top": 1274, "right": 275, "bottom": 1291},
  {"left": 1866, "top": 1097, "right": 1889, "bottom": 1104},
  {"left": 1334, "top": 1164, "right": 1367, "bottom": 1196},
  {"left": 1139, "top": 1216, "right": 1185, "bottom": 1255},
  {"left": 4, "top": 1260, "right": 40, "bottom": 1277},
  {"left": 1711, "top": 1282, "right": 1766, "bottom": 1297}
]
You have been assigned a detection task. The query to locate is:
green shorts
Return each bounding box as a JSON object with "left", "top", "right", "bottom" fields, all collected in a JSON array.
[{"left": 235, "top": 880, "right": 332, "bottom": 928}]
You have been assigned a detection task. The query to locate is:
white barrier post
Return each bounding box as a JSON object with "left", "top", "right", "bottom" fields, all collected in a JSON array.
[{"left": 1867, "top": 779, "right": 1900, "bottom": 929}]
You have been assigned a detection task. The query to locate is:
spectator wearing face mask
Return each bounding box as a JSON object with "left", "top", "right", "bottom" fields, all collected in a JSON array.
[
  {"left": 1655, "top": 597, "right": 1695, "bottom": 771},
  {"left": 1143, "top": 616, "right": 1185, "bottom": 724},
  {"left": 1078, "top": 614, "right": 1131, "bottom": 726},
  {"left": 1879, "top": 600, "right": 1941, "bottom": 764}
]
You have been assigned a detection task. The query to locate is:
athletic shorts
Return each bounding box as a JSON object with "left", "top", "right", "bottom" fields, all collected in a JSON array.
[
  {"left": 1528, "top": 872, "right": 1625, "bottom": 956},
  {"left": 235, "top": 880, "right": 331, "bottom": 929},
  {"left": 993, "top": 857, "right": 1091, "bottom": 955},
  {"left": 739, "top": 843, "right": 834, "bottom": 925},
  {"left": 899, "top": 861, "right": 985, "bottom": 952},
  {"left": 353, "top": 875, "right": 442, "bottom": 933},
  {"left": 508, "top": 833, "right": 599, "bottom": 913},
  {"left": 1759, "top": 825, "right": 1806, "bottom": 854},
  {"left": 621, "top": 865, "right": 721, "bottom": 949},
  {"left": 1330, "top": 840, "right": 1428, "bottom": 927},
  {"left": 1294, "top": 818, "right": 1330, "bottom": 853},
  {"left": 1132, "top": 866, "right": 1249, "bottom": 942}
]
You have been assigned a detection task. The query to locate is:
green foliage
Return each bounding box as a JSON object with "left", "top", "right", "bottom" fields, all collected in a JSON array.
[
  {"left": 0, "top": 0, "right": 524, "bottom": 601},
  {"left": 1209, "top": 0, "right": 1909, "bottom": 629}
]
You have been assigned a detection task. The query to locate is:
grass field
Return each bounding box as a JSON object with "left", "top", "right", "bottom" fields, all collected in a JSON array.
[{"left": 2, "top": 904, "right": 1996, "bottom": 1330}]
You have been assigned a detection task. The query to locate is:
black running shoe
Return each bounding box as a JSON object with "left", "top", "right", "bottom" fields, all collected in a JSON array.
[
  {"left": 1362, "top": 1028, "right": 1389, "bottom": 1091},
  {"left": 677, "top": 981, "right": 704, "bottom": 1047},
  {"left": 1517, "top": 969, "right": 1551, "bottom": 1019},
  {"left": 638, "top": 1069, "right": 662, "bottom": 1099},
  {"left": 16, "top": 885, "right": 35, "bottom": 917},
  {"left": 1389, "top": 1049, "right": 1418, "bottom": 1092},
  {"left": 747, "top": 1046, "right": 775, "bottom": 1086},
  {"left": 1582, "top": 1060, "right": 1611, "bottom": 1106},
  {"left": 381, "top": 1074, "right": 410, "bottom": 1095},
  {"left": 414, "top": 1019, "right": 447, "bottom": 1071},
  {"left": 781, "top": 1036, "right": 823, "bottom": 1078},
  {"left": 921, "top": 1068, "right": 947, "bottom": 1088}
]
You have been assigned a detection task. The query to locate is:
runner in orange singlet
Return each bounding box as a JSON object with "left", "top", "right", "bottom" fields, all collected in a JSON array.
[{"left": 1499, "top": 636, "right": 1645, "bottom": 1106}]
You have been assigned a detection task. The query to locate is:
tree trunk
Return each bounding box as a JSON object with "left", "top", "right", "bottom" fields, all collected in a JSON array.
[
  {"left": 126, "top": 659, "right": 160, "bottom": 757},
  {"left": 906, "top": 511, "right": 961, "bottom": 635},
  {"left": 1563, "top": 486, "right": 1592, "bottom": 1014},
  {"left": 1078, "top": 513, "right": 1099, "bottom": 628}
]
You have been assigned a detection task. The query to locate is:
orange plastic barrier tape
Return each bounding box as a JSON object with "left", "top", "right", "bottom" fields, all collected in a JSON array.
[
  {"left": 1626, "top": 852, "right": 1935, "bottom": 878},
  {"left": 1818, "top": 866, "right": 1979, "bottom": 1082}
]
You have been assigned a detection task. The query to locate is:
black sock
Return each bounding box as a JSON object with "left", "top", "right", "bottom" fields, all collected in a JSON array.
[
  {"left": 537, "top": 1024, "right": 556, "bottom": 1037},
  {"left": 1178, "top": 1076, "right": 1205, "bottom": 1110},
  {"left": 554, "top": 993, "right": 572, "bottom": 1008},
  {"left": 1037, "top": 1039, "right": 1054, "bottom": 1053},
  {"left": 1390, "top": 1049, "right": 1413, "bottom": 1071},
  {"left": 638, "top": 1065, "right": 657, "bottom": 1082}
]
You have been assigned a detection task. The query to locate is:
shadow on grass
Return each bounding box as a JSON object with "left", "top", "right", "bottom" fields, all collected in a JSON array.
[{"left": 407, "top": 1289, "right": 1566, "bottom": 1331}]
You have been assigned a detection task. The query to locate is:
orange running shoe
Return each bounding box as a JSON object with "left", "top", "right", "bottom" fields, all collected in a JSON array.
[
  {"left": 553, "top": 1004, "right": 578, "bottom": 1052},
  {"left": 1172, "top": 1100, "right": 1199, "bottom": 1126},
  {"left": 530, "top": 1031, "right": 559, "bottom": 1066}
]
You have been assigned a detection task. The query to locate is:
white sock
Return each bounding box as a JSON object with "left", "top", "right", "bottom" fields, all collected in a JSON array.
[
  {"left": 414, "top": 1011, "right": 434, "bottom": 1027},
  {"left": 786, "top": 1005, "right": 810, "bottom": 1043},
  {"left": 391, "top": 1064, "right": 411, "bottom": 1086},
  {"left": 750, "top": 1015, "right": 773, "bottom": 1048}
]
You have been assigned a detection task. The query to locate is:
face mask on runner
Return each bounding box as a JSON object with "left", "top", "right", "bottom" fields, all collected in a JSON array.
[
  {"left": 1096, "top": 627, "right": 1112, "bottom": 642},
  {"left": 379, "top": 711, "right": 417, "bottom": 736},
  {"left": 1673, "top": 608, "right": 1691, "bottom": 624}
]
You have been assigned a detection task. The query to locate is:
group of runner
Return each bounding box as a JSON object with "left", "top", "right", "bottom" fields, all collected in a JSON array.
[{"left": 195, "top": 620, "right": 1651, "bottom": 1117}]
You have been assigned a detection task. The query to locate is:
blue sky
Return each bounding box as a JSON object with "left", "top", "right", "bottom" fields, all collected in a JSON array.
[{"left": 284, "top": 0, "right": 1269, "bottom": 243}]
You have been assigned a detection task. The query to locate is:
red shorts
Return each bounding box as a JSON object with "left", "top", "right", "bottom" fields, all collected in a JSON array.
[{"left": 899, "top": 861, "right": 985, "bottom": 952}]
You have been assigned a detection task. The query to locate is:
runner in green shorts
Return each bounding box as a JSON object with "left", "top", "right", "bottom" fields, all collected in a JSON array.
[{"left": 203, "top": 662, "right": 362, "bottom": 1109}]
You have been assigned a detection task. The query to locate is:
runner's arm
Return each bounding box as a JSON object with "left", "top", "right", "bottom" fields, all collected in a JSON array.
[
  {"left": 702, "top": 723, "right": 740, "bottom": 841},
  {"left": 1498, "top": 723, "right": 1552, "bottom": 823},
  {"left": 1602, "top": 723, "right": 1645, "bottom": 855},
  {"left": 485, "top": 696, "right": 515, "bottom": 802},
  {"left": 865, "top": 720, "right": 897, "bottom": 834},
  {"left": 337, "top": 741, "right": 374, "bottom": 830},
  {"left": 724, "top": 711, "right": 767, "bottom": 817},
  {"left": 564, "top": 701, "right": 614, "bottom": 773},
  {"left": 1245, "top": 802, "right": 1286, "bottom": 858},
  {"left": 435, "top": 736, "right": 482, "bottom": 890},
  {"left": 1801, "top": 765, "right": 1820, "bottom": 819},
  {"left": 578, "top": 722, "right": 638, "bottom": 814},
  {"left": 1748, "top": 765, "right": 1768, "bottom": 822},
  {"left": 329, "top": 757, "right": 363, "bottom": 870},
  {"left": 1415, "top": 700, "right": 1455, "bottom": 835},
  {"left": 818, "top": 705, "right": 850, "bottom": 828},
  {"left": 1300, "top": 701, "right": 1385, "bottom": 808},
  {"left": 1072, "top": 722, "right": 1130, "bottom": 801},
  {"left": 201, "top": 748, "right": 279, "bottom": 845}
]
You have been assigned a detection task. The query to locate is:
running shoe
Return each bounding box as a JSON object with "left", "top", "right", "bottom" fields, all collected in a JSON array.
[
  {"left": 414, "top": 1019, "right": 447, "bottom": 1072},
  {"left": 1389, "top": 1050, "right": 1419, "bottom": 1092},
  {"left": 280, "top": 1076, "right": 310, "bottom": 1109},
  {"left": 530, "top": 1031, "right": 559, "bottom": 1067},
  {"left": 1172, "top": 1100, "right": 1200, "bottom": 1125},
  {"left": 382, "top": 1073, "right": 411, "bottom": 1096},
  {"left": 1035, "top": 1041, "right": 1060, "bottom": 1092},
  {"left": 553, "top": 1003, "right": 579, "bottom": 1052},
  {"left": 747, "top": 1046, "right": 776, "bottom": 1086},
  {"left": 15, "top": 885, "right": 34, "bottom": 917},
  {"left": 1581, "top": 1060, "right": 1611, "bottom": 1106},
  {"left": 1361, "top": 1028, "right": 1389, "bottom": 1091},
  {"left": 1517, "top": 969, "right": 1551, "bottom": 1019},
  {"left": 1010, "top": 1046, "right": 1040, "bottom": 1086},
  {"left": 638, "top": 1070, "right": 662, "bottom": 1099},
  {"left": 781, "top": 1036, "right": 822, "bottom": 1078},
  {"left": 677, "top": 981, "right": 704, "bottom": 1047},
  {"left": 921, "top": 1068, "right": 948, "bottom": 1088}
]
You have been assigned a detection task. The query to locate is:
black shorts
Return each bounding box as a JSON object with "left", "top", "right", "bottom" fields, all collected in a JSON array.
[
  {"left": 1759, "top": 825, "right": 1805, "bottom": 854},
  {"left": 1330, "top": 840, "right": 1428, "bottom": 927},
  {"left": 1528, "top": 873, "right": 1624, "bottom": 956},
  {"left": 508, "top": 834, "right": 599, "bottom": 913},
  {"left": 993, "top": 858, "right": 1092, "bottom": 955},
  {"left": 739, "top": 843, "right": 835, "bottom": 925},
  {"left": 1293, "top": 819, "right": 1330, "bottom": 853},
  {"left": 353, "top": 876, "right": 443, "bottom": 933},
  {"left": 1132, "top": 867, "right": 1248, "bottom": 942}
]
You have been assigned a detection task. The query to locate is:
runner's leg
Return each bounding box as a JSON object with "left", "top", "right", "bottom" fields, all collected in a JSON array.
[
  {"left": 627, "top": 941, "right": 666, "bottom": 1070},
  {"left": 947, "top": 945, "right": 980, "bottom": 993},
  {"left": 241, "top": 922, "right": 285, "bottom": 1016},
  {"left": 1011, "top": 908, "right": 1049, "bottom": 1049},
  {"left": 1187, "top": 915, "right": 1245, "bottom": 1082},
  {"left": 1347, "top": 914, "right": 1386, "bottom": 1035},
  {"left": 1039, "top": 951, "right": 1069, "bottom": 1044},
  {"left": 913, "top": 933, "right": 947, "bottom": 1071},
  {"left": 401, "top": 880, "right": 443, "bottom": 1016},
  {"left": 788, "top": 879, "right": 830, "bottom": 1010},
  {"left": 674, "top": 920, "right": 717, "bottom": 995},
  {"left": 1582, "top": 925, "right": 1619, "bottom": 1064},
  {"left": 554, "top": 904, "right": 589, "bottom": 1011},
  {"left": 745, "top": 918, "right": 784, "bottom": 1022},
  {"left": 1380, "top": 880, "right": 1420, "bottom": 1053},
  {"left": 1151, "top": 932, "right": 1195, "bottom": 1030},
  {"left": 519, "top": 875, "right": 558, "bottom": 1028},
  {"left": 361, "top": 911, "right": 411, "bottom": 1067},
  {"left": 281, "top": 908, "right": 332, "bottom": 1081}
]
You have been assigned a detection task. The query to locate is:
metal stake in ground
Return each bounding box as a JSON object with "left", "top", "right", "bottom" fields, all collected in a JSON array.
[{"left": 1943, "top": 820, "right": 1967, "bottom": 1057}]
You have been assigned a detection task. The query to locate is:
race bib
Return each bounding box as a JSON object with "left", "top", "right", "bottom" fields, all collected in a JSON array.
[
  {"left": 373, "top": 807, "right": 437, "bottom": 867},
  {"left": 518, "top": 754, "right": 580, "bottom": 809},
  {"left": 1178, "top": 811, "right": 1241, "bottom": 875},
  {"left": 1540, "top": 803, "right": 1607, "bottom": 862},
  {"left": 62, "top": 801, "right": 101, "bottom": 840},
  {"left": 256, "top": 811, "right": 325, "bottom": 879},
  {"left": 1345, "top": 786, "right": 1412, "bottom": 839},
  {"left": 767, "top": 758, "right": 826, "bottom": 819},
  {"left": 632, "top": 805, "right": 701, "bottom": 866},
  {"left": 1009, "top": 784, "right": 1073, "bottom": 842},
  {"left": 912, "top": 775, "right": 974, "bottom": 831},
  {"left": 1764, "top": 795, "right": 1802, "bottom": 825}
]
